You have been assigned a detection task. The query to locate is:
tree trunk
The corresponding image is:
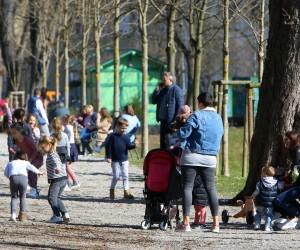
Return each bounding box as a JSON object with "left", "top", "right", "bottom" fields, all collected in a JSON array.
[
  {"left": 113, "top": 0, "right": 120, "bottom": 118},
  {"left": 192, "top": 0, "right": 207, "bottom": 110},
  {"left": 166, "top": 2, "right": 177, "bottom": 74},
  {"left": 240, "top": 0, "right": 300, "bottom": 197},
  {"left": 258, "top": 0, "right": 265, "bottom": 83},
  {"left": 222, "top": 0, "right": 229, "bottom": 176},
  {"left": 55, "top": 38, "right": 60, "bottom": 102},
  {"left": 64, "top": 2, "right": 70, "bottom": 108},
  {"left": 81, "top": 0, "right": 87, "bottom": 106},
  {"left": 94, "top": 0, "right": 102, "bottom": 111},
  {"left": 0, "top": 0, "right": 30, "bottom": 92},
  {"left": 139, "top": 0, "right": 149, "bottom": 158}
]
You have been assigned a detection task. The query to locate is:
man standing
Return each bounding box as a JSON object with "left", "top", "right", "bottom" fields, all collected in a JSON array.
[
  {"left": 151, "top": 71, "right": 184, "bottom": 149},
  {"left": 27, "top": 88, "right": 50, "bottom": 136},
  {"left": 48, "top": 101, "right": 70, "bottom": 124}
]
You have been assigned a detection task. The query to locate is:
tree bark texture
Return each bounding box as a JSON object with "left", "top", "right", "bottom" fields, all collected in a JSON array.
[
  {"left": 166, "top": 2, "right": 177, "bottom": 74},
  {"left": 241, "top": 0, "right": 300, "bottom": 197},
  {"left": 0, "top": 0, "right": 30, "bottom": 92}
]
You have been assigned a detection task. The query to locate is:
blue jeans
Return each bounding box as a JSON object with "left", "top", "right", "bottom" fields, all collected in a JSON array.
[
  {"left": 254, "top": 206, "right": 273, "bottom": 228},
  {"left": 110, "top": 161, "right": 129, "bottom": 190},
  {"left": 48, "top": 178, "right": 68, "bottom": 217},
  {"left": 79, "top": 128, "right": 93, "bottom": 154},
  {"left": 274, "top": 186, "right": 300, "bottom": 217}
]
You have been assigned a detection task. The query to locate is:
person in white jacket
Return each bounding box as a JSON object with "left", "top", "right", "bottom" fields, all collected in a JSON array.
[{"left": 4, "top": 151, "right": 44, "bottom": 221}]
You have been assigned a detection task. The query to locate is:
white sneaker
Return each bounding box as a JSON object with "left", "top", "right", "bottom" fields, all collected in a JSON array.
[
  {"left": 277, "top": 218, "right": 297, "bottom": 230},
  {"left": 62, "top": 213, "right": 70, "bottom": 223},
  {"left": 27, "top": 188, "right": 39, "bottom": 198},
  {"left": 175, "top": 222, "right": 191, "bottom": 232},
  {"left": 48, "top": 216, "right": 63, "bottom": 223},
  {"left": 71, "top": 181, "right": 80, "bottom": 188},
  {"left": 265, "top": 226, "right": 274, "bottom": 232},
  {"left": 9, "top": 213, "right": 17, "bottom": 222},
  {"left": 27, "top": 185, "right": 31, "bottom": 191},
  {"left": 295, "top": 219, "right": 300, "bottom": 229},
  {"left": 274, "top": 218, "right": 287, "bottom": 224},
  {"left": 64, "top": 185, "right": 71, "bottom": 192}
]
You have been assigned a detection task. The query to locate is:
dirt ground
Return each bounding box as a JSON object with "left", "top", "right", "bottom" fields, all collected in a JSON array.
[{"left": 0, "top": 133, "right": 300, "bottom": 250}]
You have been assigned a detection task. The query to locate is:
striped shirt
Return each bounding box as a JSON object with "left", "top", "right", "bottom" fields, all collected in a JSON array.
[{"left": 46, "top": 152, "right": 67, "bottom": 180}]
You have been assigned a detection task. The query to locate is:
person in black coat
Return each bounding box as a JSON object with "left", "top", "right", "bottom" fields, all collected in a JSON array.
[{"left": 191, "top": 174, "right": 208, "bottom": 229}]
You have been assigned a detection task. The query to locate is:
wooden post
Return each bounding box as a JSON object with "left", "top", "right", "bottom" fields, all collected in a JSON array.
[
  {"left": 214, "top": 83, "right": 219, "bottom": 176},
  {"left": 243, "top": 88, "right": 249, "bottom": 177},
  {"left": 214, "top": 83, "right": 219, "bottom": 110},
  {"left": 248, "top": 87, "right": 254, "bottom": 144}
]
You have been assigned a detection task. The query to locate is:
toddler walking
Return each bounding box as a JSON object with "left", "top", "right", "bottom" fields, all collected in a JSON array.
[
  {"left": 252, "top": 166, "right": 284, "bottom": 231},
  {"left": 4, "top": 151, "right": 43, "bottom": 221},
  {"left": 38, "top": 136, "right": 70, "bottom": 223},
  {"left": 106, "top": 118, "right": 139, "bottom": 199}
]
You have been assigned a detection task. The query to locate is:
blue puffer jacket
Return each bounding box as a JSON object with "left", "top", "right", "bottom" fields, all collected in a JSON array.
[
  {"left": 256, "top": 181, "right": 279, "bottom": 207},
  {"left": 151, "top": 83, "right": 184, "bottom": 124},
  {"left": 178, "top": 109, "right": 223, "bottom": 155}
]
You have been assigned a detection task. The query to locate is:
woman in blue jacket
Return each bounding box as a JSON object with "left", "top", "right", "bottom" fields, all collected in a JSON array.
[{"left": 175, "top": 92, "right": 223, "bottom": 233}]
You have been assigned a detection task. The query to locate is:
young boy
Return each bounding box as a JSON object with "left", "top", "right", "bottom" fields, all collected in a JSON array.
[
  {"left": 106, "top": 118, "right": 139, "bottom": 199},
  {"left": 252, "top": 166, "right": 284, "bottom": 232}
]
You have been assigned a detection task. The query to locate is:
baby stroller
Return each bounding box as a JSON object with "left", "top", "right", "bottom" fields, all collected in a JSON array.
[{"left": 141, "top": 149, "right": 182, "bottom": 230}]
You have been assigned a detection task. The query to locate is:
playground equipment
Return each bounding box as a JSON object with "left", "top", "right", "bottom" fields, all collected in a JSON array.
[{"left": 213, "top": 80, "right": 260, "bottom": 177}]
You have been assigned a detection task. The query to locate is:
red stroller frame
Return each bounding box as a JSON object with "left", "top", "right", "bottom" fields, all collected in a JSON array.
[{"left": 141, "top": 149, "right": 181, "bottom": 230}]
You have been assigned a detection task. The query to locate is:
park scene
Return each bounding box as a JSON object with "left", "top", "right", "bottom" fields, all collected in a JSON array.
[{"left": 1, "top": 0, "right": 300, "bottom": 249}]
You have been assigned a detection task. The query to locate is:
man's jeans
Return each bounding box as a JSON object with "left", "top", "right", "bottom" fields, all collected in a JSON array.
[{"left": 274, "top": 186, "right": 300, "bottom": 217}]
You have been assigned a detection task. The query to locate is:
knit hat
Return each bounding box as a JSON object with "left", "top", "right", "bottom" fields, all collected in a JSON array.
[{"left": 179, "top": 105, "right": 191, "bottom": 114}]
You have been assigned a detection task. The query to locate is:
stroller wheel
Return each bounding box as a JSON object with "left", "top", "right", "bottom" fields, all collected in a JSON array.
[
  {"left": 159, "top": 221, "right": 168, "bottom": 231},
  {"left": 222, "top": 210, "right": 230, "bottom": 224},
  {"left": 141, "top": 220, "right": 151, "bottom": 230},
  {"left": 246, "top": 210, "right": 254, "bottom": 225}
]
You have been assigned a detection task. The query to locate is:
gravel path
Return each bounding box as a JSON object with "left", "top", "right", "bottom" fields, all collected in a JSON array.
[{"left": 0, "top": 133, "right": 299, "bottom": 249}]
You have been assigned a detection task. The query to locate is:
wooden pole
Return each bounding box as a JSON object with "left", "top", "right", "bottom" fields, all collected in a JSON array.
[
  {"left": 243, "top": 88, "right": 249, "bottom": 177},
  {"left": 214, "top": 83, "right": 219, "bottom": 176},
  {"left": 248, "top": 87, "right": 254, "bottom": 144}
]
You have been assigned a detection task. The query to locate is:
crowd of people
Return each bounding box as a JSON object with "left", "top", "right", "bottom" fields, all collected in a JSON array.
[
  {"left": 2, "top": 87, "right": 141, "bottom": 223},
  {"left": 2, "top": 71, "right": 300, "bottom": 234}
]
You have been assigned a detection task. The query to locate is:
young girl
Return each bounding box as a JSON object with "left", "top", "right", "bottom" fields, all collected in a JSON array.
[
  {"left": 5, "top": 103, "right": 32, "bottom": 161},
  {"left": 27, "top": 114, "right": 41, "bottom": 145},
  {"left": 4, "top": 151, "right": 44, "bottom": 222},
  {"left": 9, "top": 124, "right": 43, "bottom": 198},
  {"left": 106, "top": 118, "right": 139, "bottom": 199},
  {"left": 38, "top": 135, "right": 70, "bottom": 223},
  {"left": 62, "top": 115, "right": 80, "bottom": 188}
]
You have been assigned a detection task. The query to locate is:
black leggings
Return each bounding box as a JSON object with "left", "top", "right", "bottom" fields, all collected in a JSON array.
[{"left": 181, "top": 166, "right": 218, "bottom": 216}]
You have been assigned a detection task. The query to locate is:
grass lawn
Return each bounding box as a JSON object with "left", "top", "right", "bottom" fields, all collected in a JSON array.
[{"left": 127, "top": 127, "right": 246, "bottom": 199}]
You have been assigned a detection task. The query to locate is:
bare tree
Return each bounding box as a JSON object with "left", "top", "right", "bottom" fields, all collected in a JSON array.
[{"left": 240, "top": 0, "right": 300, "bottom": 197}]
